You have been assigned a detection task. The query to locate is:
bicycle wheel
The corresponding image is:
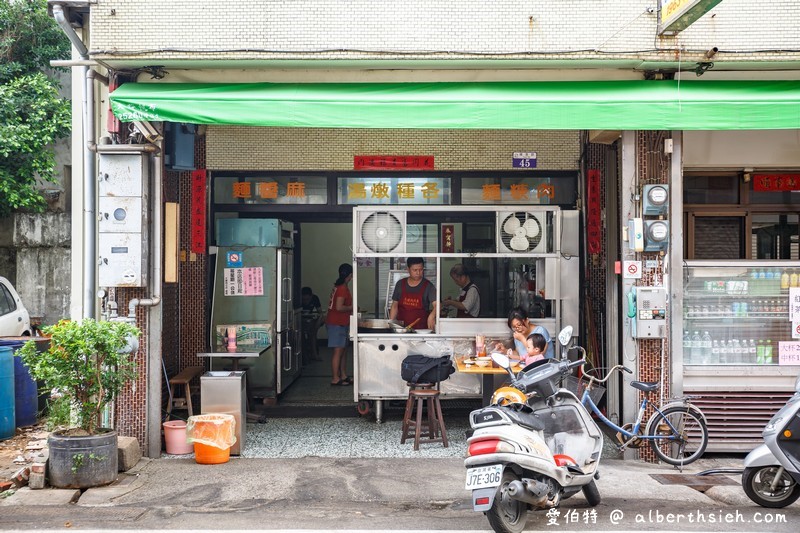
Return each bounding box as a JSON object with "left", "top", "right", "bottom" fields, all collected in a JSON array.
[{"left": 647, "top": 406, "right": 708, "bottom": 466}]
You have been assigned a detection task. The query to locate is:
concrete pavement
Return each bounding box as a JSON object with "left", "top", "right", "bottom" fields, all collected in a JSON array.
[{"left": 2, "top": 453, "right": 797, "bottom": 531}]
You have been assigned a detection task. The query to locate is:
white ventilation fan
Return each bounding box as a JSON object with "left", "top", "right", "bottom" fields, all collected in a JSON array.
[
  {"left": 497, "top": 211, "right": 549, "bottom": 253},
  {"left": 357, "top": 211, "right": 406, "bottom": 253}
]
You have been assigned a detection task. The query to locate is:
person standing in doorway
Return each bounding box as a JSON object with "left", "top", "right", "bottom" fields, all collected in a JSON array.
[
  {"left": 326, "top": 263, "right": 353, "bottom": 386},
  {"left": 389, "top": 257, "right": 437, "bottom": 330},
  {"left": 442, "top": 263, "right": 480, "bottom": 318}
]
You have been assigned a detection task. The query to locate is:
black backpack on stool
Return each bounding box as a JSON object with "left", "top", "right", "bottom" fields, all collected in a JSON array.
[{"left": 401, "top": 354, "right": 455, "bottom": 384}]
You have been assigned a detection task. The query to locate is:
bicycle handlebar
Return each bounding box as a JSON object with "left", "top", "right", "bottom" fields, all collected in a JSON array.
[{"left": 586, "top": 364, "right": 632, "bottom": 384}]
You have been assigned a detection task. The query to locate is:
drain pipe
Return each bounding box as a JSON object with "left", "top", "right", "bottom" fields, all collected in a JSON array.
[
  {"left": 53, "top": 4, "right": 95, "bottom": 319},
  {"left": 124, "top": 146, "right": 163, "bottom": 458}
]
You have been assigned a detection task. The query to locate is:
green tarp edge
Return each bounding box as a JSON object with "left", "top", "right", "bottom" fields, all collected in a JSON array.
[{"left": 109, "top": 80, "right": 800, "bottom": 130}]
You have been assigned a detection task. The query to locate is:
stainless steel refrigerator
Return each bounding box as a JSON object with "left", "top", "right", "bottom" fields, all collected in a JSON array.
[{"left": 210, "top": 219, "right": 302, "bottom": 398}]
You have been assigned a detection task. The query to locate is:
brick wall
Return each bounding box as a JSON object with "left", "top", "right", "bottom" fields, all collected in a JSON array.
[
  {"left": 206, "top": 128, "right": 580, "bottom": 171},
  {"left": 636, "top": 130, "right": 671, "bottom": 462},
  {"left": 89, "top": 0, "right": 800, "bottom": 64}
]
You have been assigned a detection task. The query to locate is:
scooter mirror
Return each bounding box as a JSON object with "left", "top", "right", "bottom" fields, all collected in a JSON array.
[
  {"left": 557, "top": 326, "right": 574, "bottom": 346},
  {"left": 490, "top": 351, "right": 511, "bottom": 369}
]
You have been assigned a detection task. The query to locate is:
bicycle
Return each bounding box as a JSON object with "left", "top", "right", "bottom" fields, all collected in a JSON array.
[{"left": 571, "top": 363, "right": 709, "bottom": 466}]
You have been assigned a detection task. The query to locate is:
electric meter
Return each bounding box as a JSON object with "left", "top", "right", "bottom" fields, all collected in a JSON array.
[
  {"left": 644, "top": 220, "right": 669, "bottom": 252},
  {"left": 643, "top": 184, "right": 669, "bottom": 215}
]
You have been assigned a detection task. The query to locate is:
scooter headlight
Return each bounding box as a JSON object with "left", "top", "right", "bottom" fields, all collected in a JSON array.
[{"left": 764, "top": 417, "right": 784, "bottom": 435}]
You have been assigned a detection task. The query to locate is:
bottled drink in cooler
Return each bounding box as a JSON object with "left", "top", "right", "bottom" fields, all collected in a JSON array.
[
  {"left": 683, "top": 331, "right": 691, "bottom": 362},
  {"left": 781, "top": 269, "right": 790, "bottom": 289},
  {"left": 701, "top": 331, "right": 712, "bottom": 363},
  {"left": 756, "top": 340, "right": 765, "bottom": 364},
  {"left": 765, "top": 340, "right": 773, "bottom": 364},
  {"left": 720, "top": 340, "right": 730, "bottom": 364},
  {"left": 748, "top": 339, "right": 757, "bottom": 363},
  {"left": 691, "top": 331, "right": 702, "bottom": 361},
  {"left": 711, "top": 340, "right": 720, "bottom": 364},
  {"left": 791, "top": 269, "right": 799, "bottom": 288}
]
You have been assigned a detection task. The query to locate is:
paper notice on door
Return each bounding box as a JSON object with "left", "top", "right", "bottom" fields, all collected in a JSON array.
[{"left": 223, "top": 267, "right": 264, "bottom": 296}]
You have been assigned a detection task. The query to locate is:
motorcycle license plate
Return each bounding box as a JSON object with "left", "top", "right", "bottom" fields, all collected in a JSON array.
[{"left": 465, "top": 464, "right": 502, "bottom": 490}]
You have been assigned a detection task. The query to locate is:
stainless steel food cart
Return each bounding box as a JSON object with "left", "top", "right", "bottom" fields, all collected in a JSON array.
[{"left": 350, "top": 205, "right": 580, "bottom": 422}]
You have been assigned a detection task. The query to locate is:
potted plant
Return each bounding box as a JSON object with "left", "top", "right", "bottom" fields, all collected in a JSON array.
[{"left": 18, "top": 318, "right": 141, "bottom": 489}]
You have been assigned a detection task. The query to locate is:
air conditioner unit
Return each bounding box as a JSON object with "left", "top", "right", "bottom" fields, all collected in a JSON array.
[
  {"left": 497, "top": 211, "right": 550, "bottom": 253},
  {"left": 356, "top": 211, "right": 406, "bottom": 254}
]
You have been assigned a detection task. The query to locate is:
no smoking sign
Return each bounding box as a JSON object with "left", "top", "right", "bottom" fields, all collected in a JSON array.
[{"left": 623, "top": 260, "right": 642, "bottom": 279}]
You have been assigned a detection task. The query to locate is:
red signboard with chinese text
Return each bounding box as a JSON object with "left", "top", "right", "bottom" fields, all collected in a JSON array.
[
  {"left": 191, "top": 169, "right": 207, "bottom": 254},
  {"left": 354, "top": 155, "right": 434, "bottom": 170},
  {"left": 442, "top": 224, "right": 455, "bottom": 253},
  {"left": 586, "top": 169, "right": 602, "bottom": 254},
  {"left": 753, "top": 174, "right": 800, "bottom": 192}
]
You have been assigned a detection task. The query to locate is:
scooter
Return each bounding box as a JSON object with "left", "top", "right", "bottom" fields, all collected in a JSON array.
[
  {"left": 742, "top": 371, "right": 800, "bottom": 508},
  {"left": 464, "top": 326, "right": 603, "bottom": 533}
]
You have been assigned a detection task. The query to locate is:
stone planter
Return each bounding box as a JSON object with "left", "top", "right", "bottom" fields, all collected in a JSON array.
[{"left": 47, "top": 429, "right": 118, "bottom": 489}]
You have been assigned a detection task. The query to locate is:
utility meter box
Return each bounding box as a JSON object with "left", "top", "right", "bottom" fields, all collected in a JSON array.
[
  {"left": 97, "top": 153, "right": 149, "bottom": 287},
  {"left": 643, "top": 184, "right": 669, "bottom": 216},
  {"left": 634, "top": 286, "right": 667, "bottom": 338}
]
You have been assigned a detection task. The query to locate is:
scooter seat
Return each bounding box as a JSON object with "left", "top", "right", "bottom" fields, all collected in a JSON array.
[
  {"left": 502, "top": 407, "right": 545, "bottom": 432},
  {"left": 630, "top": 381, "right": 660, "bottom": 392}
]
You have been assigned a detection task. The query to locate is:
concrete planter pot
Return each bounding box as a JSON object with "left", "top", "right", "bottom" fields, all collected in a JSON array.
[{"left": 47, "top": 429, "right": 118, "bottom": 489}]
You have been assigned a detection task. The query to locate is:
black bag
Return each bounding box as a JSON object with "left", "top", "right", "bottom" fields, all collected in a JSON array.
[{"left": 400, "top": 354, "right": 455, "bottom": 384}]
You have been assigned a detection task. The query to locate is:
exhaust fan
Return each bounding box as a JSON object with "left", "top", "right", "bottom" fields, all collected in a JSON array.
[
  {"left": 357, "top": 211, "right": 406, "bottom": 253},
  {"left": 497, "top": 211, "right": 549, "bottom": 253}
]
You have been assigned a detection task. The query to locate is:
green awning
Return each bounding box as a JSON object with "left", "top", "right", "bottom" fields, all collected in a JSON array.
[{"left": 109, "top": 80, "right": 800, "bottom": 130}]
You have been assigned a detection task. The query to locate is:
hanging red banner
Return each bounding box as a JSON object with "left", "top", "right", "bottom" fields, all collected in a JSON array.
[
  {"left": 191, "top": 169, "right": 207, "bottom": 254},
  {"left": 753, "top": 174, "right": 800, "bottom": 192},
  {"left": 586, "top": 169, "right": 602, "bottom": 255},
  {"left": 441, "top": 224, "right": 455, "bottom": 253},
  {"left": 354, "top": 155, "right": 434, "bottom": 170}
]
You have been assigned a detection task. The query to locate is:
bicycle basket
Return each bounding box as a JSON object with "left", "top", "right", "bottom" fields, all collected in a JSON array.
[{"left": 563, "top": 374, "right": 606, "bottom": 405}]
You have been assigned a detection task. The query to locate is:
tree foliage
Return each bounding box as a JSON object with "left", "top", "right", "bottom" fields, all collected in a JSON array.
[{"left": 0, "top": 0, "right": 70, "bottom": 216}]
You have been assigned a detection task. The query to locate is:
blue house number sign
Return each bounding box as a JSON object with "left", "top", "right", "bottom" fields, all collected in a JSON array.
[{"left": 512, "top": 152, "right": 537, "bottom": 168}]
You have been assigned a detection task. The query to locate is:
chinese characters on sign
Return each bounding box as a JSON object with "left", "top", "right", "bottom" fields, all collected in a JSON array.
[
  {"left": 512, "top": 152, "right": 537, "bottom": 168},
  {"left": 753, "top": 174, "right": 800, "bottom": 192},
  {"left": 354, "top": 155, "right": 434, "bottom": 170},
  {"left": 442, "top": 225, "right": 454, "bottom": 253},
  {"left": 779, "top": 341, "right": 800, "bottom": 366},
  {"left": 231, "top": 181, "right": 306, "bottom": 199},
  {"left": 480, "top": 183, "right": 553, "bottom": 202},
  {"left": 223, "top": 267, "right": 264, "bottom": 296},
  {"left": 791, "top": 288, "right": 800, "bottom": 340},
  {"left": 586, "top": 169, "right": 602, "bottom": 254},
  {"left": 190, "top": 170, "right": 207, "bottom": 254},
  {"left": 347, "top": 181, "right": 441, "bottom": 201}
]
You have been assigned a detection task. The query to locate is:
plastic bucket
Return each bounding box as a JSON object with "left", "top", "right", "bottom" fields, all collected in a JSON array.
[
  {"left": 186, "top": 413, "right": 235, "bottom": 465},
  {"left": 163, "top": 420, "right": 194, "bottom": 455},
  {"left": 194, "top": 442, "right": 231, "bottom": 464},
  {"left": 0, "top": 347, "right": 14, "bottom": 440},
  {"left": 1, "top": 337, "right": 49, "bottom": 427}
]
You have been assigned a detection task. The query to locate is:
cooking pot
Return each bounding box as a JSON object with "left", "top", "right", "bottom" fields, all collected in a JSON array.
[{"left": 357, "top": 318, "right": 400, "bottom": 334}]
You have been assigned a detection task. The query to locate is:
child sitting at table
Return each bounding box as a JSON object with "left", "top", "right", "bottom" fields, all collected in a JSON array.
[{"left": 520, "top": 333, "right": 547, "bottom": 366}]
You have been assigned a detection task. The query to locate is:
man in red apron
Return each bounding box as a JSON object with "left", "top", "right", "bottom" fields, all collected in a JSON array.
[
  {"left": 389, "top": 257, "right": 437, "bottom": 330},
  {"left": 443, "top": 263, "right": 480, "bottom": 318}
]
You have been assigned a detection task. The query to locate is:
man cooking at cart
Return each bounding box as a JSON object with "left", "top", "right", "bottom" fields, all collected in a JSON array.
[
  {"left": 442, "top": 263, "right": 480, "bottom": 318},
  {"left": 389, "top": 257, "right": 438, "bottom": 330}
]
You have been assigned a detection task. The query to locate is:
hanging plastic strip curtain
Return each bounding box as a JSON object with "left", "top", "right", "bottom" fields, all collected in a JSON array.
[{"left": 109, "top": 80, "right": 800, "bottom": 130}]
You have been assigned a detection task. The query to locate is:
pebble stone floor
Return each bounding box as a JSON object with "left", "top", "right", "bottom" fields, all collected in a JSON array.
[{"left": 164, "top": 347, "right": 472, "bottom": 459}]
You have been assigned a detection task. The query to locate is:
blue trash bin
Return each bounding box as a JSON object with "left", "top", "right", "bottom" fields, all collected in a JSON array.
[
  {"left": 0, "top": 346, "right": 14, "bottom": 440},
  {"left": 0, "top": 339, "right": 41, "bottom": 428}
]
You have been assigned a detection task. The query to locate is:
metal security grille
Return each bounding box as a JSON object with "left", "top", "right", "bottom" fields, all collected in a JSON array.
[{"left": 685, "top": 390, "right": 793, "bottom": 452}]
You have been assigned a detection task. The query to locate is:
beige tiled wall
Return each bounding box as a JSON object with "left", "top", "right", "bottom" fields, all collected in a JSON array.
[{"left": 206, "top": 127, "right": 580, "bottom": 171}]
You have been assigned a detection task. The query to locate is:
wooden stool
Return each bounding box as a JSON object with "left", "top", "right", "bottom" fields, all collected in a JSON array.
[
  {"left": 401, "top": 383, "right": 448, "bottom": 451},
  {"left": 167, "top": 366, "right": 204, "bottom": 418}
]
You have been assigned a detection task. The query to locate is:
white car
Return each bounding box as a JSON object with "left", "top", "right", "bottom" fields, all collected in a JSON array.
[{"left": 0, "top": 276, "right": 32, "bottom": 337}]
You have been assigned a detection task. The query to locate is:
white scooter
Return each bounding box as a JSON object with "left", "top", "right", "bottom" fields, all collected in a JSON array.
[
  {"left": 742, "top": 371, "right": 800, "bottom": 508},
  {"left": 464, "top": 327, "right": 603, "bottom": 533}
]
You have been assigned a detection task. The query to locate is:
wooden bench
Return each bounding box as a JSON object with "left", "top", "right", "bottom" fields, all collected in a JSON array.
[{"left": 167, "top": 366, "right": 204, "bottom": 418}]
